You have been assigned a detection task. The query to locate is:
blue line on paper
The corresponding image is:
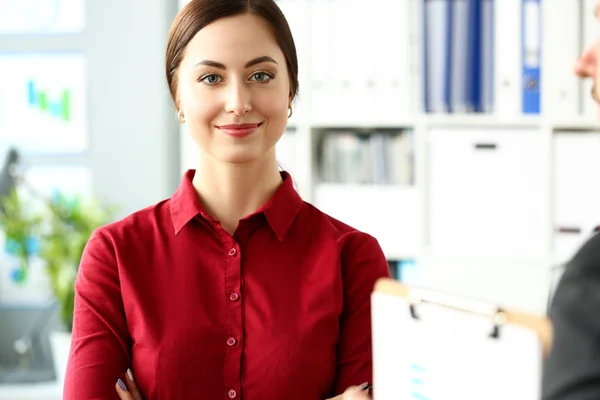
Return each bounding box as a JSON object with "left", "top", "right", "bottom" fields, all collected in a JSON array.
[
  {"left": 412, "top": 377, "right": 424, "bottom": 385},
  {"left": 411, "top": 363, "right": 427, "bottom": 373},
  {"left": 411, "top": 392, "right": 430, "bottom": 400}
]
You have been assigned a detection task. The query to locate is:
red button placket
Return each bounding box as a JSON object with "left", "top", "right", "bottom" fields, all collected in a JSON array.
[{"left": 224, "top": 240, "right": 243, "bottom": 399}]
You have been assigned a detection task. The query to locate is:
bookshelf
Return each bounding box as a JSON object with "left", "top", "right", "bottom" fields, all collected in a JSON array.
[{"left": 179, "top": 0, "right": 600, "bottom": 314}]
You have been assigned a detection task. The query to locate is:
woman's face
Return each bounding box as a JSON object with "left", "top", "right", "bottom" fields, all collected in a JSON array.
[{"left": 176, "top": 13, "right": 291, "bottom": 165}]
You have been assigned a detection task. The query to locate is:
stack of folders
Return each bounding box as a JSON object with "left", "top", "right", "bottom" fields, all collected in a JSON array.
[
  {"left": 317, "top": 129, "right": 414, "bottom": 185},
  {"left": 423, "top": 0, "right": 541, "bottom": 115}
]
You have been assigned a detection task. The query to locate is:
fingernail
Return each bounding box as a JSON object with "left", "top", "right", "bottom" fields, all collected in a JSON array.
[
  {"left": 127, "top": 368, "right": 134, "bottom": 382},
  {"left": 117, "top": 378, "right": 127, "bottom": 391}
]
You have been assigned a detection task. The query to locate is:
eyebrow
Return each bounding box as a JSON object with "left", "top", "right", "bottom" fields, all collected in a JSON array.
[{"left": 194, "top": 56, "right": 278, "bottom": 70}]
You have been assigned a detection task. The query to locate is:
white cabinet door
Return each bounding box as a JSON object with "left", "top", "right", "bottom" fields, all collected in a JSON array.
[
  {"left": 553, "top": 132, "right": 600, "bottom": 264},
  {"left": 417, "top": 255, "right": 551, "bottom": 315},
  {"left": 314, "top": 184, "right": 421, "bottom": 260},
  {"left": 427, "top": 128, "right": 548, "bottom": 257}
]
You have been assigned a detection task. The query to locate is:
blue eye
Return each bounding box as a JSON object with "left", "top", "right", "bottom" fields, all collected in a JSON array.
[
  {"left": 250, "top": 71, "right": 273, "bottom": 82},
  {"left": 200, "top": 74, "right": 222, "bottom": 84}
]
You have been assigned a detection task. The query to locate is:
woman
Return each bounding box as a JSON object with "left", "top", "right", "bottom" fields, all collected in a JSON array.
[
  {"left": 542, "top": 1, "right": 600, "bottom": 399},
  {"left": 63, "top": 1, "right": 390, "bottom": 399}
]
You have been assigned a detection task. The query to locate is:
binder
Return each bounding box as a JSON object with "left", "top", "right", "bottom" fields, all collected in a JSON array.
[
  {"left": 494, "top": 0, "right": 522, "bottom": 115},
  {"left": 467, "top": 0, "right": 482, "bottom": 112},
  {"left": 521, "top": 0, "right": 541, "bottom": 114},
  {"left": 449, "top": 0, "right": 470, "bottom": 113},
  {"left": 371, "top": 278, "right": 552, "bottom": 400},
  {"left": 423, "top": 0, "right": 452, "bottom": 113},
  {"left": 541, "top": 0, "right": 580, "bottom": 116},
  {"left": 480, "top": 0, "right": 494, "bottom": 113}
]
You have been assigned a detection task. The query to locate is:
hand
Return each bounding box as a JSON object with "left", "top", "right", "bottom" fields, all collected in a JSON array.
[
  {"left": 115, "top": 370, "right": 371, "bottom": 400},
  {"left": 115, "top": 368, "right": 144, "bottom": 400},
  {"left": 327, "top": 383, "right": 372, "bottom": 400}
]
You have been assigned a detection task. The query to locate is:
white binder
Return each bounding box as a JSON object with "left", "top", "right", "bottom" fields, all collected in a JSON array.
[
  {"left": 494, "top": 0, "right": 522, "bottom": 115},
  {"left": 541, "top": 0, "right": 580, "bottom": 116},
  {"left": 371, "top": 279, "right": 552, "bottom": 400}
]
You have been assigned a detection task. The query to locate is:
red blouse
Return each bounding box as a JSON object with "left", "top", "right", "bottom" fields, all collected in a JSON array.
[{"left": 64, "top": 170, "right": 391, "bottom": 399}]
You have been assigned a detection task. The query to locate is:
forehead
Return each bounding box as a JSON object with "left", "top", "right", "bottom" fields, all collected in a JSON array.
[{"left": 182, "top": 13, "right": 283, "bottom": 65}]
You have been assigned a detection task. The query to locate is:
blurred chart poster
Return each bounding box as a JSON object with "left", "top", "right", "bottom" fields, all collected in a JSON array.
[
  {"left": 0, "top": 52, "right": 87, "bottom": 157},
  {"left": 0, "top": 0, "right": 84, "bottom": 34}
]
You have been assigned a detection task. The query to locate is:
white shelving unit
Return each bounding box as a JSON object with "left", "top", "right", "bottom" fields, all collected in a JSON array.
[{"left": 179, "top": 0, "right": 600, "bottom": 314}]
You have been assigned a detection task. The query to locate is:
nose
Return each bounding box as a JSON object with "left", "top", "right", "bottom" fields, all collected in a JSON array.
[
  {"left": 575, "top": 38, "right": 600, "bottom": 78},
  {"left": 224, "top": 80, "right": 251, "bottom": 116}
]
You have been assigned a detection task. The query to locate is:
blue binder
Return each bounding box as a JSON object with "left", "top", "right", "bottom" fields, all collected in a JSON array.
[
  {"left": 467, "top": 0, "right": 482, "bottom": 112},
  {"left": 521, "top": 0, "right": 541, "bottom": 114}
]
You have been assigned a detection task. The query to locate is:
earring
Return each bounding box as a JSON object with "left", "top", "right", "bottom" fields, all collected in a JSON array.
[
  {"left": 177, "top": 110, "right": 186, "bottom": 124},
  {"left": 288, "top": 106, "right": 293, "bottom": 119}
]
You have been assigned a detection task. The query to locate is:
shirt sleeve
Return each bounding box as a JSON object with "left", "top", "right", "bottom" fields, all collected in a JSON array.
[
  {"left": 542, "top": 234, "right": 600, "bottom": 400},
  {"left": 333, "top": 232, "right": 391, "bottom": 395},
  {"left": 63, "top": 227, "right": 131, "bottom": 400}
]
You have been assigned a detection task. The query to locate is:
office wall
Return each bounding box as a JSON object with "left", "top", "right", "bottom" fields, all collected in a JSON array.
[{"left": 86, "top": 0, "right": 181, "bottom": 217}]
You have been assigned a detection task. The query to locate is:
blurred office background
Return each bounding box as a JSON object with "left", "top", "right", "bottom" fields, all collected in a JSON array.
[{"left": 1, "top": 0, "right": 599, "bottom": 398}]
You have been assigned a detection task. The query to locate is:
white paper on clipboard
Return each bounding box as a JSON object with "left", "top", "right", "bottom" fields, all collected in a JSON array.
[{"left": 371, "top": 279, "right": 548, "bottom": 400}]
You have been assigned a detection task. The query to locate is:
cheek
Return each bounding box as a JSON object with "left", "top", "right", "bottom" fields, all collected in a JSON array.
[
  {"left": 182, "top": 89, "right": 221, "bottom": 123},
  {"left": 253, "top": 91, "right": 289, "bottom": 119}
]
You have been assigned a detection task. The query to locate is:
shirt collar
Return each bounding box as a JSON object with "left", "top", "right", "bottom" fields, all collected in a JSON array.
[{"left": 170, "top": 169, "right": 303, "bottom": 240}]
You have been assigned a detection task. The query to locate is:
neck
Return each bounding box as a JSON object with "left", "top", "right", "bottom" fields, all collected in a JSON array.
[{"left": 192, "top": 150, "right": 283, "bottom": 235}]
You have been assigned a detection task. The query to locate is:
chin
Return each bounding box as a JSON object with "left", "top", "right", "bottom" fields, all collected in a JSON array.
[{"left": 214, "top": 148, "right": 265, "bottom": 165}]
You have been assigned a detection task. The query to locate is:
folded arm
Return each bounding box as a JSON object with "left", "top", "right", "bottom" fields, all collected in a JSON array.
[
  {"left": 64, "top": 228, "right": 131, "bottom": 400},
  {"left": 332, "top": 233, "right": 390, "bottom": 397}
]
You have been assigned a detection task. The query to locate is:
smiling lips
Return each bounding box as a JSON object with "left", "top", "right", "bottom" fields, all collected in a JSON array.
[{"left": 217, "top": 123, "right": 262, "bottom": 138}]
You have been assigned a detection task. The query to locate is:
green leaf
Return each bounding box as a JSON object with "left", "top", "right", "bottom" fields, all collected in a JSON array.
[{"left": 0, "top": 188, "right": 116, "bottom": 331}]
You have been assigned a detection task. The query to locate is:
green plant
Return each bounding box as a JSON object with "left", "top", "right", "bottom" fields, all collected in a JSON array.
[
  {"left": 0, "top": 188, "right": 115, "bottom": 332},
  {"left": 0, "top": 189, "right": 42, "bottom": 282}
]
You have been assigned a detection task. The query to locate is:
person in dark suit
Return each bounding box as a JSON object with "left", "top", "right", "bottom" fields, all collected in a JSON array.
[{"left": 542, "top": 3, "right": 600, "bottom": 398}]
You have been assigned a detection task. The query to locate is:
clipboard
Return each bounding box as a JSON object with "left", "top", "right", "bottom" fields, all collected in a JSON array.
[{"left": 371, "top": 278, "right": 553, "bottom": 400}]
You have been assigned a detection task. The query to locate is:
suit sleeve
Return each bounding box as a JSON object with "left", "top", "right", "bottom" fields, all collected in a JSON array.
[
  {"left": 543, "top": 233, "right": 600, "bottom": 400},
  {"left": 63, "top": 227, "right": 131, "bottom": 400},
  {"left": 333, "top": 232, "right": 391, "bottom": 396}
]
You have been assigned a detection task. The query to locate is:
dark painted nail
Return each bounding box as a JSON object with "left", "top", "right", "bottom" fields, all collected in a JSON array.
[{"left": 118, "top": 378, "right": 128, "bottom": 391}]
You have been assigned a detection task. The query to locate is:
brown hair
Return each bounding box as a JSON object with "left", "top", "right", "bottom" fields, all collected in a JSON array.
[{"left": 165, "top": 0, "right": 299, "bottom": 108}]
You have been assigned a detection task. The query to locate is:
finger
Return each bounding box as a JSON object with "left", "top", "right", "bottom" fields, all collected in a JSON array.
[
  {"left": 123, "top": 369, "right": 144, "bottom": 400},
  {"left": 115, "top": 379, "right": 134, "bottom": 400},
  {"left": 342, "top": 386, "right": 371, "bottom": 400}
]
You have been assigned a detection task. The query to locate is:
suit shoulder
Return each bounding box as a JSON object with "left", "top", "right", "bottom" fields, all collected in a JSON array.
[{"left": 556, "top": 233, "right": 600, "bottom": 288}]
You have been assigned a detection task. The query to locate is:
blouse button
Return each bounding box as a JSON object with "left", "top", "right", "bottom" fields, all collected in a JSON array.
[
  {"left": 228, "top": 248, "right": 237, "bottom": 256},
  {"left": 228, "top": 389, "right": 237, "bottom": 398},
  {"left": 227, "top": 337, "right": 237, "bottom": 347},
  {"left": 229, "top": 292, "right": 240, "bottom": 301}
]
